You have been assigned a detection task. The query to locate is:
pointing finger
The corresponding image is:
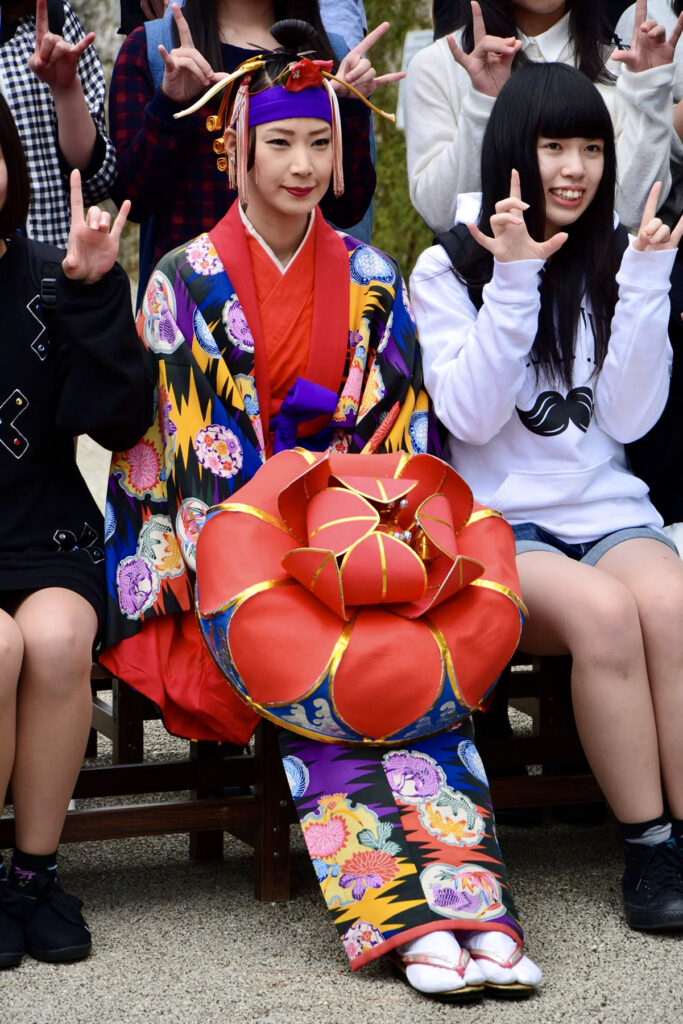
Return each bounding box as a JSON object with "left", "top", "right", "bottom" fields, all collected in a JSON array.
[
  {"left": 640, "top": 181, "right": 662, "bottom": 228},
  {"left": 173, "top": 2, "right": 195, "bottom": 49},
  {"left": 69, "top": 169, "right": 84, "bottom": 224},
  {"left": 471, "top": 0, "right": 487, "bottom": 45},
  {"left": 509, "top": 167, "right": 522, "bottom": 201},
  {"left": 346, "top": 21, "right": 390, "bottom": 61},
  {"left": 111, "top": 200, "right": 132, "bottom": 244}
]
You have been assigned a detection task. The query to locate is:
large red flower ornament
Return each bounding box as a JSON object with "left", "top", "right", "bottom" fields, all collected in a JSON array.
[{"left": 196, "top": 449, "right": 525, "bottom": 745}]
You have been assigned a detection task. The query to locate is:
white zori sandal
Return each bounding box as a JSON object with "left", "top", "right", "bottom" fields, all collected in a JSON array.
[
  {"left": 459, "top": 929, "right": 543, "bottom": 998},
  {"left": 393, "top": 931, "right": 486, "bottom": 1002}
]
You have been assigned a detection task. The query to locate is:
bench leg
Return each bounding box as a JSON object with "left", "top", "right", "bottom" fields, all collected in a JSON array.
[
  {"left": 189, "top": 740, "right": 224, "bottom": 862},
  {"left": 253, "top": 721, "right": 291, "bottom": 902},
  {"left": 112, "top": 679, "right": 145, "bottom": 764}
]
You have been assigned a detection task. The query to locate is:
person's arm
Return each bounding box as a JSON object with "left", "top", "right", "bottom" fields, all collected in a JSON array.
[
  {"left": 594, "top": 186, "right": 681, "bottom": 440},
  {"left": 52, "top": 172, "right": 154, "bottom": 448},
  {"left": 609, "top": 0, "right": 683, "bottom": 226},
  {"left": 29, "top": 1, "right": 117, "bottom": 204},
  {"left": 411, "top": 247, "right": 545, "bottom": 444},
  {"left": 109, "top": 6, "right": 217, "bottom": 220}
]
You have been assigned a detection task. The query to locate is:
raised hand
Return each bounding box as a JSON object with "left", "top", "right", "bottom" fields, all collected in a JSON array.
[
  {"left": 447, "top": 1, "right": 521, "bottom": 98},
  {"left": 28, "top": 0, "right": 95, "bottom": 92},
  {"left": 333, "top": 22, "right": 406, "bottom": 99},
  {"left": 159, "top": 3, "right": 216, "bottom": 104},
  {"left": 612, "top": 0, "right": 683, "bottom": 72},
  {"left": 467, "top": 169, "right": 568, "bottom": 262},
  {"left": 63, "top": 171, "right": 131, "bottom": 284},
  {"left": 632, "top": 181, "right": 683, "bottom": 250}
]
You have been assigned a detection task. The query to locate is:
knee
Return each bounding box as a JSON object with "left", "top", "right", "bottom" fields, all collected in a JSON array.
[
  {"left": 21, "top": 616, "right": 94, "bottom": 700},
  {"left": 0, "top": 618, "right": 23, "bottom": 699},
  {"left": 571, "top": 585, "right": 641, "bottom": 670}
]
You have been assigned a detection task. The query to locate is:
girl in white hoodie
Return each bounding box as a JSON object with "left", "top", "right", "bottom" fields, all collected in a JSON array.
[{"left": 411, "top": 61, "right": 683, "bottom": 934}]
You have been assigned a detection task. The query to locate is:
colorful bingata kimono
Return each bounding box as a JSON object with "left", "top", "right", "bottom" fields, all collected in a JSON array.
[
  {"left": 281, "top": 725, "right": 522, "bottom": 970},
  {"left": 100, "top": 202, "right": 431, "bottom": 742}
]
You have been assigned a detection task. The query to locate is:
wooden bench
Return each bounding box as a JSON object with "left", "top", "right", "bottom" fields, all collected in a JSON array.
[
  {"left": 0, "top": 656, "right": 602, "bottom": 905},
  {"left": 0, "top": 666, "right": 293, "bottom": 902}
]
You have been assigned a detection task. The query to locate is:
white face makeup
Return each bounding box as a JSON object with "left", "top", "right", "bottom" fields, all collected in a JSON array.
[
  {"left": 244, "top": 117, "right": 334, "bottom": 233},
  {"left": 537, "top": 135, "right": 605, "bottom": 238}
]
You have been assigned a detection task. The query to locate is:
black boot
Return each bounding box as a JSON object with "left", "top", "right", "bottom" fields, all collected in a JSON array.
[
  {"left": 622, "top": 839, "right": 683, "bottom": 931},
  {"left": 10, "top": 871, "right": 91, "bottom": 963}
]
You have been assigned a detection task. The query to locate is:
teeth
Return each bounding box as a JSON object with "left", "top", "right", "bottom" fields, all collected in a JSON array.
[{"left": 553, "top": 189, "right": 583, "bottom": 199}]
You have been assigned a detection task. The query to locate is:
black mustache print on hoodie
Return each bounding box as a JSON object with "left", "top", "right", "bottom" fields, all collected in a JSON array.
[{"left": 516, "top": 387, "right": 594, "bottom": 436}]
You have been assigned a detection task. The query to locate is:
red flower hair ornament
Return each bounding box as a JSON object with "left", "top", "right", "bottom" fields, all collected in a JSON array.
[{"left": 196, "top": 450, "right": 526, "bottom": 745}]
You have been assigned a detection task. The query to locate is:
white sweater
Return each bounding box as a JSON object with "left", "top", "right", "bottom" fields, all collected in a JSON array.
[
  {"left": 615, "top": 0, "right": 683, "bottom": 225},
  {"left": 403, "top": 15, "right": 675, "bottom": 233},
  {"left": 410, "top": 225, "right": 675, "bottom": 543}
]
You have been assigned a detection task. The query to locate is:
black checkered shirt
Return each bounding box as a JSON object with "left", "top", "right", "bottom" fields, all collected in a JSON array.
[{"left": 0, "top": 3, "right": 116, "bottom": 246}]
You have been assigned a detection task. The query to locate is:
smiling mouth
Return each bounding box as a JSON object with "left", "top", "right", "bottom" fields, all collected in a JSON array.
[
  {"left": 284, "top": 186, "right": 314, "bottom": 197},
  {"left": 550, "top": 188, "right": 584, "bottom": 201}
]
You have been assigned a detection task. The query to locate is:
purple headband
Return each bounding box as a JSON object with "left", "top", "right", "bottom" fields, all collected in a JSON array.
[{"left": 247, "top": 85, "right": 332, "bottom": 127}]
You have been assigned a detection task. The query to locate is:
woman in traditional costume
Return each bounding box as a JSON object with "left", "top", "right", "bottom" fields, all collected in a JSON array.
[{"left": 100, "top": 25, "right": 541, "bottom": 1000}]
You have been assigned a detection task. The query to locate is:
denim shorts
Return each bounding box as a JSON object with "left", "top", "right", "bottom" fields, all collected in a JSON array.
[{"left": 512, "top": 522, "right": 678, "bottom": 565}]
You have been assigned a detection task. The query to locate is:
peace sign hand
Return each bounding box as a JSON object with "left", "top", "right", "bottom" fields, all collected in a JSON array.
[
  {"left": 612, "top": 0, "right": 683, "bottom": 72},
  {"left": 447, "top": 1, "right": 521, "bottom": 98},
  {"left": 467, "top": 169, "right": 568, "bottom": 262},
  {"left": 632, "top": 181, "right": 683, "bottom": 251},
  {"left": 29, "top": 0, "right": 95, "bottom": 93},
  {"left": 159, "top": 2, "right": 217, "bottom": 104},
  {"left": 63, "top": 171, "right": 131, "bottom": 284},
  {"left": 333, "top": 22, "right": 406, "bottom": 99}
]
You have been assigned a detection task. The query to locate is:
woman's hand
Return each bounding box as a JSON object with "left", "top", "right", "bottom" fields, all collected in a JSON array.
[
  {"left": 612, "top": 0, "right": 683, "bottom": 71},
  {"left": 28, "top": 0, "right": 95, "bottom": 93},
  {"left": 332, "top": 22, "right": 406, "bottom": 99},
  {"left": 447, "top": 1, "right": 521, "bottom": 98},
  {"left": 467, "top": 169, "right": 567, "bottom": 262},
  {"left": 63, "top": 171, "right": 131, "bottom": 284},
  {"left": 632, "top": 181, "right": 683, "bottom": 250},
  {"left": 158, "top": 3, "right": 216, "bottom": 104}
]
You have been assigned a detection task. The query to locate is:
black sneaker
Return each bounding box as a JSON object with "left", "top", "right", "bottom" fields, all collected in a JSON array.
[
  {"left": 0, "top": 882, "right": 25, "bottom": 968},
  {"left": 622, "top": 839, "right": 683, "bottom": 931},
  {"left": 17, "top": 873, "right": 91, "bottom": 963}
]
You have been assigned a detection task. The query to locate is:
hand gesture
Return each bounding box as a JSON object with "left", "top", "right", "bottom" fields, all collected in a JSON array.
[
  {"left": 159, "top": 3, "right": 216, "bottom": 104},
  {"left": 333, "top": 22, "right": 406, "bottom": 99},
  {"left": 447, "top": 1, "right": 521, "bottom": 98},
  {"left": 467, "top": 169, "right": 568, "bottom": 262},
  {"left": 612, "top": 0, "right": 683, "bottom": 72},
  {"left": 28, "top": 0, "right": 95, "bottom": 93},
  {"left": 141, "top": 0, "right": 169, "bottom": 19},
  {"left": 63, "top": 171, "right": 131, "bottom": 284},
  {"left": 632, "top": 181, "right": 683, "bottom": 251}
]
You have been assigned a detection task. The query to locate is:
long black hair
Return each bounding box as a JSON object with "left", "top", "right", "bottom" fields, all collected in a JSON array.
[
  {"left": 176, "top": 0, "right": 337, "bottom": 72},
  {"left": 436, "top": 0, "right": 615, "bottom": 84},
  {"left": 454, "top": 63, "right": 619, "bottom": 389},
  {"left": 0, "top": 92, "right": 30, "bottom": 237}
]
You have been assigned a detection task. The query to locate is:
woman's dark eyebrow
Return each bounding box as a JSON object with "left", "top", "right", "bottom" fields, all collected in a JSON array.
[{"left": 261, "top": 126, "right": 331, "bottom": 137}]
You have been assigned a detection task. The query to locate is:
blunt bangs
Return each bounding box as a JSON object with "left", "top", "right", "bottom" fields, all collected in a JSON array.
[{"left": 536, "top": 65, "right": 613, "bottom": 143}]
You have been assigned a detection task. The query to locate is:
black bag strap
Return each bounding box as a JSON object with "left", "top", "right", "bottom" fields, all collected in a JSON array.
[{"left": 26, "top": 240, "right": 63, "bottom": 311}]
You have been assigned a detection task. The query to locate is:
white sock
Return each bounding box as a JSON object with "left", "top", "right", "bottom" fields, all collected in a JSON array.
[
  {"left": 459, "top": 929, "right": 543, "bottom": 987},
  {"left": 397, "top": 931, "right": 485, "bottom": 994}
]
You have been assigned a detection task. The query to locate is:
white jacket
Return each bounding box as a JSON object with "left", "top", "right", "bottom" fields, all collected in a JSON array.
[
  {"left": 404, "top": 15, "right": 675, "bottom": 233},
  {"left": 410, "top": 212, "right": 675, "bottom": 543}
]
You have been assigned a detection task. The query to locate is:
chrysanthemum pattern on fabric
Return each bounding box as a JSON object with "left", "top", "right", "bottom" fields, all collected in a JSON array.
[{"left": 280, "top": 727, "right": 522, "bottom": 971}]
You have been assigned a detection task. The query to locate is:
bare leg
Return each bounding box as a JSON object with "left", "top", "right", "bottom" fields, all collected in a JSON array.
[
  {"left": 0, "top": 610, "right": 23, "bottom": 811},
  {"left": 11, "top": 588, "right": 97, "bottom": 854},
  {"left": 593, "top": 539, "right": 683, "bottom": 819},
  {"left": 517, "top": 551, "right": 663, "bottom": 823}
]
